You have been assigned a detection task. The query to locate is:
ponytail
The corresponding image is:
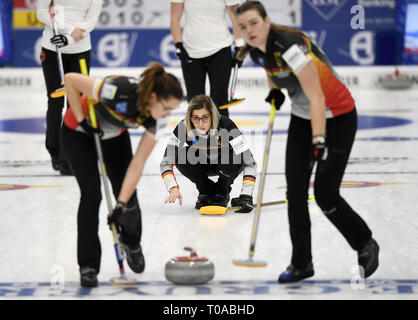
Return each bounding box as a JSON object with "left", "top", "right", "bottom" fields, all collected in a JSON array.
[{"left": 137, "top": 61, "right": 183, "bottom": 113}]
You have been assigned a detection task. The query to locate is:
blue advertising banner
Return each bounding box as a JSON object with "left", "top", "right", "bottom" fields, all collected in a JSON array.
[
  {"left": 7, "top": 0, "right": 414, "bottom": 67},
  {"left": 301, "top": 0, "right": 401, "bottom": 65},
  {"left": 0, "top": 0, "right": 12, "bottom": 65},
  {"left": 403, "top": 0, "right": 418, "bottom": 64},
  {"left": 11, "top": 29, "right": 181, "bottom": 68},
  {"left": 302, "top": 0, "right": 397, "bottom": 30}
]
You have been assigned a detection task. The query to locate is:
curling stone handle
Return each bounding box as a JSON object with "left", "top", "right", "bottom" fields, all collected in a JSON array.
[{"left": 184, "top": 247, "right": 198, "bottom": 257}]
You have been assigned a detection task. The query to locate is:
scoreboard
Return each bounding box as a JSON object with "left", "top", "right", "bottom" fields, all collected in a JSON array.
[{"left": 95, "top": 0, "right": 301, "bottom": 29}]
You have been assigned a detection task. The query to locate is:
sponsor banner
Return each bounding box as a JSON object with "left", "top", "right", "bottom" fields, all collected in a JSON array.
[
  {"left": 0, "top": 0, "right": 13, "bottom": 64},
  {"left": 1, "top": 66, "right": 417, "bottom": 96},
  {"left": 304, "top": 28, "right": 402, "bottom": 66},
  {"left": 12, "top": 0, "right": 42, "bottom": 29},
  {"left": 13, "top": 0, "right": 37, "bottom": 9},
  {"left": 0, "top": 279, "right": 417, "bottom": 298},
  {"left": 8, "top": 0, "right": 407, "bottom": 66},
  {"left": 9, "top": 28, "right": 391, "bottom": 67},
  {"left": 91, "top": 29, "right": 177, "bottom": 67},
  {"left": 11, "top": 29, "right": 42, "bottom": 67},
  {"left": 302, "top": 0, "right": 402, "bottom": 65},
  {"left": 402, "top": 0, "right": 418, "bottom": 64},
  {"left": 12, "top": 29, "right": 181, "bottom": 68},
  {"left": 13, "top": 10, "right": 44, "bottom": 29},
  {"left": 303, "top": 0, "right": 397, "bottom": 30}
]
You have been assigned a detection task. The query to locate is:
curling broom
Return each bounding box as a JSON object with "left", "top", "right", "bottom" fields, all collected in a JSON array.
[{"left": 79, "top": 58, "right": 136, "bottom": 286}]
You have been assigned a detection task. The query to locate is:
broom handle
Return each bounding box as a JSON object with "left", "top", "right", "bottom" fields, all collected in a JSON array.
[
  {"left": 79, "top": 58, "right": 126, "bottom": 275},
  {"left": 248, "top": 102, "right": 276, "bottom": 258},
  {"left": 49, "top": 1, "right": 65, "bottom": 85},
  {"left": 229, "top": 64, "right": 239, "bottom": 101},
  {"left": 228, "top": 196, "right": 315, "bottom": 213}
]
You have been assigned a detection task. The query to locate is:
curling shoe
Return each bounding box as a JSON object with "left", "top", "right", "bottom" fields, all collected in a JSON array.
[
  {"left": 195, "top": 194, "right": 211, "bottom": 209},
  {"left": 51, "top": 156, "right": 60, "bottom": 171},
  {"left": 358, "top": 238, "right": 379, "bottom": 278},
  {"left": 59, "top": 159, "right": 73, "bottom": 176},
  {"left": 121, "top": 241, "right": 145, "bottom": 274},
  {"left": 278, "top": 262, "right": 314, "bottom": 283},
  {"left": 211, "top": 194, "right": 230, "bottom": 207},
  {"left": 80, "top": 267, "right": 98, "bottom": 288}
]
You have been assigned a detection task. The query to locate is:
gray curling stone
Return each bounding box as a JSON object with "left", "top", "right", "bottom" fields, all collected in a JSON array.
[
  {"left": 381, "top": 71, "right": 413, "bottom": 90},
  {"left": 165, "top": 247, "right": 215, "bottom": 285}
]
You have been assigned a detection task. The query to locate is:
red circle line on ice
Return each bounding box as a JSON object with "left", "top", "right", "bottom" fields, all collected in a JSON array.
[
  {"left": 277, "top": 181, "right": 406, "bottom": 189},
  {"left": 0, "top": 184, "right": 60, "bottom": 191}
]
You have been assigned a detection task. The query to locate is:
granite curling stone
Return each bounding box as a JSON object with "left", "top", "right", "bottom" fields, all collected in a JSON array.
[
  {"left": 381, "top": 70, "right": 413, "bottom": 90},
  {"left": 165, "top": 247, "right": 214, "bottom": 285}
]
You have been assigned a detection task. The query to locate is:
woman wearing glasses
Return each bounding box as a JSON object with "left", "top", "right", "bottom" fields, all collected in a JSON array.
[{"left": 160, "top": 95, "right": 256, "bottom": 212}]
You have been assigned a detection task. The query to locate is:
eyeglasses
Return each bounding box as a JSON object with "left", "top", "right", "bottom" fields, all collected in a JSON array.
[{"left": 191, "top": 114, "right": 211, "bottom": 124}]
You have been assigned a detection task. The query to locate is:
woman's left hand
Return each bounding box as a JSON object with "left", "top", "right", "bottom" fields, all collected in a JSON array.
[
  {"left": 71, "top": 27, "right": 85, "bottom": 42},
  {"left": 165, "top": 186, "right": 183, "bottom": 205}
]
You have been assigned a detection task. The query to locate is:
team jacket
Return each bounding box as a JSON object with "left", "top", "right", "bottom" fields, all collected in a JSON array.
[
  {"left": 63, "top": 76, "right": 166, "bottom": 140},
  {"left": 160, "top": 116, "right": 257, "bottom": 197},
  {"left": 249, "top": 27, "right": 355, "bottom": 119}
]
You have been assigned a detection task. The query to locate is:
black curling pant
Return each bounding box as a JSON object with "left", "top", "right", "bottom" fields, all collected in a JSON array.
[
  {"left": 176, "top": 162, "right": 244, "bottom": 197},
  {"left": 41, "top": 48, "right": 91, "bottom": 159},
  {"left": 285, "top": 108, "right": 372, "bottom": 268},
  {"left": 181, "top": 46, "right": 232, "bottom": 117},
  {"left": 61, "top": 126, "right": 142, "bottom": 272}
]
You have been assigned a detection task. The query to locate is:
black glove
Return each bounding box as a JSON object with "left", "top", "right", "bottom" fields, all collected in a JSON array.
[
  {"left": 107, "top": 201, "right": 127, "bottom": 230},
  {"left": 231, "top": 194, "right": 254, "bottom": 213},
  {"left": 310, "top": 135, "right": 328, "bottom": 170},
  {"left": 50, "top": 34, "right": 70, "bottom": 48},
  {"left": 232, "top": 46, "right": 244, "bottom": 68},
  {"left": 265, "top": 88, "right": 286, "bottom": 110},
  {"left": 174, "top": 42, "right": 190, "bottom": 64},
  {"left": 78, "top": 119, "right": 103, "bottom": 137}
]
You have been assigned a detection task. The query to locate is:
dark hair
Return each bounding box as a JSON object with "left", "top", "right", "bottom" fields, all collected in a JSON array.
[
  {"left": 235, "top": 1, "right": 308, "bottom": 61},
  {"left": 236, "top": 0, "right": 268, "bottom": 18},
  {"left": 136, "top": 61, "right": 183, "bottom": 113}
]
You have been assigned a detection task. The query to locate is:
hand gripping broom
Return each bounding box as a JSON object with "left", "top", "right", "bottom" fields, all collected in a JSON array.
[{"left": 49, "top": 0, "right": 66, "bottom": 98}]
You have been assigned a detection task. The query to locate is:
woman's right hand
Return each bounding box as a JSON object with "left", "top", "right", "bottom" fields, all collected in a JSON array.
[
  {"left": 71, "top": 27, "right": 85, "bottom": 42},
  {"left": 165, "top": 186, "right": 183, "bottom": 205}
]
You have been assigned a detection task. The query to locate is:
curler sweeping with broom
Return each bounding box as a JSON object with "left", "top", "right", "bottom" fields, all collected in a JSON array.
[
  {"left": 61, "top": 62, "right": 183, "bottom": 287},
  {"left": 161, "top": 94, "right": 257, "bottom": 212},
  {"left": 36, "top": 0, "right": 102, "bottom": 175},
  {"left": 235, "top": 1, "right": 379, "bottom": 283}
]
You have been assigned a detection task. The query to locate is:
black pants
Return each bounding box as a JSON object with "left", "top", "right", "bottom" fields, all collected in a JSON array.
[
  {"left": 181, "top": 46, "right": 232, "bottom": 117},
  {"left": 61, "top": 126, "right": 142, "bottom": 272},
  {"left": 41, "top": 48, "right": 91, "bottom": 159},
  {"left": 285, "top": 108, "right": 372, "bottom": 268},
  {"left": 176, "top": 162, "right": 244, "bottom": 197}
]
